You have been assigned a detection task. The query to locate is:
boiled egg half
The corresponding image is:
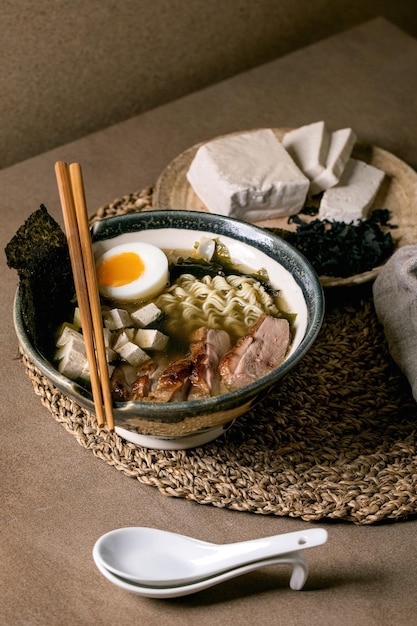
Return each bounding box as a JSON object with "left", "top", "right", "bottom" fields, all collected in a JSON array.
[{"left": 96, "top": 242, "right": 169, "bottom": 302}]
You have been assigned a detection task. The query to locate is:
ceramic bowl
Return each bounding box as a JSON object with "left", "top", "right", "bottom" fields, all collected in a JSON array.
[{"left": 14, "top": 210, "right": 324, "bottom": 449}]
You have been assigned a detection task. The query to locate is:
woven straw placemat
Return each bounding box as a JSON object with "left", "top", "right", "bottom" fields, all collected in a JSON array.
[{"left": 21, "top": 186, "right": 417, "bottom": 525}]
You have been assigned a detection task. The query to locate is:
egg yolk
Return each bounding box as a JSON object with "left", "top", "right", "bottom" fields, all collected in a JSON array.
[{"left": 97, "top": 252, "right": 145, "bottom": 288}]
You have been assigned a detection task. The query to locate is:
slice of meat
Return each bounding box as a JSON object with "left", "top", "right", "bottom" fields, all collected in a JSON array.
[
  {"left": 219, "top": 315, "right": 290, "bottom": 390},
  {"left": 111, "top": 362, "right": 146, "bottom": 401},
  {"left": 145, "top": 357, "right": 193, "bottom": 402},
  {"left": 217, "top": 315, "right": 265, "bottom": 388},
  {"left": 128, "top": 359, "right": 162, "bottom": 401},
  {"left": 188, "top": 327, "right": 232, "bottom": 399},
  {"left": 129, "top": 375, "right": 151, "bottom": 401},
  {"left": 110, "top": 364, "right": 131, "bottom": 402}
]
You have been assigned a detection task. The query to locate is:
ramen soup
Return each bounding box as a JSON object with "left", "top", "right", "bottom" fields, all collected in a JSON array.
[{"left": 54, "top": 237, "right": 297, "bottom": 403}]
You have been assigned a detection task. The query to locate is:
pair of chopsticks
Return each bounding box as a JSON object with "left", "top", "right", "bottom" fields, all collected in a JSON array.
[{"left": 55, "top": 161, "right": 114, "bottom": 431}]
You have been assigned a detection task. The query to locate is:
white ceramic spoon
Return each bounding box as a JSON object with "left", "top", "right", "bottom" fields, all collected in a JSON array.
[
  {"left": 93, "top": 546, "right": 310, "bottom": 598},
  {"left": 93, "top": 527, "right": 327, "bottom": 588}
]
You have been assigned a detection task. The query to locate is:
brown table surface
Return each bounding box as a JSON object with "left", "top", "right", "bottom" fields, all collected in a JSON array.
[{"left": 1, "top": 17, "right": 417, "bottom": 626}]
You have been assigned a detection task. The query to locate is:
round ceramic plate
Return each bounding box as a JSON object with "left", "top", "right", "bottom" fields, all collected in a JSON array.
[{"left": 153, "top": 128, "right": 417, "bottom": 287}]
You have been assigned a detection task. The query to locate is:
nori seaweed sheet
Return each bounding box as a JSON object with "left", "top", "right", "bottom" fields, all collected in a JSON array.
[{"left": 5, "top": 205, "right": 75, "bottom": 356}]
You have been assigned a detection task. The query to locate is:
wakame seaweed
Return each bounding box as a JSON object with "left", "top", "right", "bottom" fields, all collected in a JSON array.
[
  {"left": 168, "top": 257, "right": 226, "bottom": 281},
  {"left": 169, "top": 256, "right": 278, "bottom": 296},
  {"left": 268, "top": 209, "right": 397, "bottom": 277}
]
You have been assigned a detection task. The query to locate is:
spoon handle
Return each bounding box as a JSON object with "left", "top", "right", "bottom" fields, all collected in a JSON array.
[
  {"left": 268, "top": 528, "right": 328, "bottom": 555},
  {"left": 221, "top": 528, "right": 328, "bottom": 563}
]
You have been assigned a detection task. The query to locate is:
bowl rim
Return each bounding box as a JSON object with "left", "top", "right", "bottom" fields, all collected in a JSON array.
[{"left": 14, "top": 209, "right": 324, "bottom": 421}]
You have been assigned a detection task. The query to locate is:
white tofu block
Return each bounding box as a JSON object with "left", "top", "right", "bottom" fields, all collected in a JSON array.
[
  {"left": 310, "top": 128, "right": 357, "bottom": 194},
  {"left": 102, "top": 327, "right": 111, "bottom": 348},
  {"left": 72, "top": 307, "right": 82, "bottom": 330},
  {"left": 55, "top": 337, "right": 86, "bottom": 362},
  {"left": 282, "top": 121, "right": 330, "bottom": 180},
  {"left": 57, "top": 342, "right": 89, "bottom": 380},
  {"left": 103, "top": 327, "right": 118, "bottom": 361},
  {"left": 105, "top": 347, "right": 118, "bottom": 363},
  {"left": 124, "top": 328, "right": 136, "bottom": 341},
  {"left": 130, "top": 302, "right": 162, "bottom": 327},
  {"left": 117, "top": 341, "right": 150, "bottom": 367},
  {"left": 55, "top": 334, "right": 86, "bottom": 360},
  {"left": 55, "top": 324, "right": 84, "bottom": 348},
  {"left": 319, "top": 158, "right": 385, "bottom": 223},
  {"left": 135, "top": 329, "right": 169, "bottom": 351},
  {"left": 103, "top": 308, "right": 132, "bottom": 330},
  {"left": 113, "top": 331, "right": 132, "bottom": 351},
  {"left": 80, "top": 361, "right": 115, "bottom": 382},
  {"left": 78, "top": 364, "right": 92, "bottom": 384},
  {"left": 186, "top": 129, "right": 309, "bottom": 221},
  {"left": 194, "top": 236, "right": 216, "bottom": 261}
]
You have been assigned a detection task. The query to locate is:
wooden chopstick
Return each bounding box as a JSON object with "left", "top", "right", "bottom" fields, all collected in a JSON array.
[
  {"left": 69, "top": 163, "right": 114, "bottom": 431},
  {"left": 55, "top": 161, "right": 114, "bottom": 430}
]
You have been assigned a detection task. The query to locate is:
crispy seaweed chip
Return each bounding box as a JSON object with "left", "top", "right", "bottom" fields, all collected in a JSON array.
[{"left": 5, "top": 205, "right": 75, "bottom": 355}]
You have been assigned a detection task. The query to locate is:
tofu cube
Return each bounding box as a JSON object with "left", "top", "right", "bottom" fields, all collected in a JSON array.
[
  {"left": 130, "top": 303, "right": 162, "bottom": 327},
  {"left": 117, "top": 341, "right": 150, "bottom": 367},
  {"left": 55, "top": 335, "right": 86, "bottom": 362},
  {"left": 102, "top": 327, "right": 112, "bottom": 348},
  {"left": 72, "top": 307, "right": 82, "bottom": 330},
  {"left": 80, "top": 361, "right": 115, "bottom": 382},
  {"left": 135, "top": 329, "right": 169, "bottom": 351},
  {"left": 55, "top": 324, "right": 84, "bottom": 348},
  {"left": 124, "top": 328, "right": 136, "bottom": 341},
  {"left": 105, "top": 347, "right": 118, "bottom": 363},
  {"left": 113, "top": 331, "right": 132, "bottom": 352},
  {"left": 103, "top": 308, "right": 132, "bottom": 330},
  {"left": 57, "top": 340, "right": 89, "bottom": 381}
]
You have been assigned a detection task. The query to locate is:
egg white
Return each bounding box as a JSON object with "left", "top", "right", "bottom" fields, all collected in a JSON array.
[{"left": 96, "top": 241, "right": 169, "bottom": 302}]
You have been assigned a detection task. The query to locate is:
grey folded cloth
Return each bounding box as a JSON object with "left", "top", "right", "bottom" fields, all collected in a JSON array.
[{"left": 373, "top": 245, "right": 417, "bottom": 402}]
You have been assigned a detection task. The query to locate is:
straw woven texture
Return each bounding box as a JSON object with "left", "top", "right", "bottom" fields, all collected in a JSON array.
[{"left": 21, "top": 187, "right": 417, "bottom": 525}]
